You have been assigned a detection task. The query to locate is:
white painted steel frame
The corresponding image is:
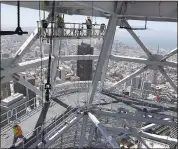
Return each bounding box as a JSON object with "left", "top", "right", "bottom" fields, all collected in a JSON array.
[
  {"left": 3, "top": 1, "right": 177, "bottom": 22},
  {"left": 88, "top": 112, "right": 120, "bottom": 148},
  {"left": 92, "top": 110, "right": 177, "bottom": 127},
  {"left": 88, "top": 14, "right": 118, "bottom": 104}
]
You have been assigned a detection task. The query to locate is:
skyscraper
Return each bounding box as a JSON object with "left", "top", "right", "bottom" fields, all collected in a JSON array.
[
  {"left": 1, "top": 82, "right": 11, "bottom": 100},
  {"left": 77, "top": 43, "right": 94, "bottom": 81}
]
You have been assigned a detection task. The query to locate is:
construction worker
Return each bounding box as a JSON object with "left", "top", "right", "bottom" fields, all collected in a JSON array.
[
  {"left": 56, "top": 15, "right": 64, "bottom": 36},
  {"left": 99, "top": 23, "right": 106, "bottom": 37},
  {"left": 12, "top": 124, "right": 26, "bottom": 147},
  {"left": 41, "top": 19, "right": 48, "bottom": 37},
  {"left": 86, "top": 16, "right": 92, "bottom": 36}
]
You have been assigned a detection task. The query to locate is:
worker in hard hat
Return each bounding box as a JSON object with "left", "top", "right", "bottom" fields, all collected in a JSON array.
[
  {"left": 99, "top": 23, "right": 106, "bottom": 38},
  {"left": 56, "top": 15, "right": 65, "bottom": 36},
  {"left": 12, "top": 124, "right": 27, "bottom": 147},
  {"left": 41, "top": 19, "right": 49, "bottom": 42},
  {"left": 86, "top": 16, "right": 92, "bottom": 36}
]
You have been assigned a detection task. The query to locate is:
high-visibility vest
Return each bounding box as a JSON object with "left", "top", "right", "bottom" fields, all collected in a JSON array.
[
  {"left": 57, "top": 18, "right": 64, "bottom": 28},
  {"left": 13, "top": 126, "right": 22, "bottom": 137}
]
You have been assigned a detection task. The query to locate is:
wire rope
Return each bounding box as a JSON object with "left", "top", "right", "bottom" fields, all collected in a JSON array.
[{"left": 38, "top": 1, "right": 45, "bottom": 146}]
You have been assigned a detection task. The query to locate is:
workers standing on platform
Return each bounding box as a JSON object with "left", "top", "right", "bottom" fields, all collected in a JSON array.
[
  {"left": 57, "top": 15, "right": 65, "bottom": 36},
  {"left": 12, "top": 124, "right": 27, "bottom": 147},
  {"left": 41, "top": 19, "right": 48, "bottom": 38},
  {"left": 86, "top": 16, "right": 92, "bottom": 36},
  {"left": 99, "top": 23, "right": 106, "bottom": 38}
]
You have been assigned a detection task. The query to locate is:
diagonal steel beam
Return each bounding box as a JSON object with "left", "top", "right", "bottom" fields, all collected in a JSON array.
[
  {"left": 12, "top": 73, "right": 42, "bottom": 98},
  {"left": 161, "top": 48, "right": 178, "bottom": 61},
  {"left": 123, "top": 20, "right": 153, "bottom": 59},
  {"left": 11, "top": 13, "right": 52, "bottom": 66},
  {"left": 158, "top": 66, "right": 177, "bottom": 92},
  {"left": 32, "top": 102, "right": 51, "bottom": 136},
  {"left": 108, "top": 66, "right": 148, "bottom": 91},
  {"left": 87, "top": 123, "right": 96, "bottom": 147},
  {"left": 52, "top": 98, "right": 70, "bottom": 108},
  {"left": 123, "top": 120, "right": 150, "bottom": 149},
  {"left": 88, "top": 14, "right": 118, "bottom": 104},
  {"left": 100, "top": 1, "right": 126, "bottom": 89},
  {"left": 123, "top": 20, "right": 177, "bottom": 92},
  {"left": 79, "top": 114, "right": 88, "bottom": 148},
  {"left": 88, "top": 112, "right": 120, "bottom": 148}
]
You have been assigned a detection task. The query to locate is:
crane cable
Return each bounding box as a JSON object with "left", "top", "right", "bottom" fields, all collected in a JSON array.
[
  {"left": 45, "top": 1, "right": 56, "bottom": 102},
  {"left": 43, "top": 0, "right": 45, "bottom": 20}
]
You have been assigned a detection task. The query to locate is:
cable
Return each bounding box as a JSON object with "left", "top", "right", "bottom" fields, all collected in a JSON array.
[
  {"left": 45, "top": 1, "right": 56, "bottom": 102},
  {"left": 17, "top": 1, "right": 20, "bottom": 28}
]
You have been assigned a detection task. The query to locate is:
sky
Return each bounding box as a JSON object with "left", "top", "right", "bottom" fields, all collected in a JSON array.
[{"left": 1, "top": 3, "right": 178, "bottom": 50}]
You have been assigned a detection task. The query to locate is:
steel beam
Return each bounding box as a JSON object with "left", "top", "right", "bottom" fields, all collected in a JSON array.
[
  {"left": 108, "top": 66, "right": 148, "bottom": 91},
  {"left": 36, "top": 114, "right": 83, "bottom": 148},
  {"left": 161, "top": 48, "right": 178, "bottom": 61},
  {"left": 79, "top": 114, "right": 88, "bottom": 148},
  {"left": 11, "top": 13, "right": 52, "bottom": 66},
  {"left": 95, "top": 133, "right": 129, "bottom": 148},
  {"left": 88, "top": 14, "right": 118, "bottom": 104},
  {"left": 1, "top": 57, "right": 50, "bottom": 77},
  {"left": 12, "top": 73, "right": 42, "bottom": 98},
  {"left": 123, "top": 119, "right": 150, "bottom": 149},
  {"left": 92, "top": 110, "right": 177, "bottom": 127},
  {"left": 141, "top": 118, "right": 171, "bottom": 131},
  {"left": 87, "top": 123, "right": 96, "bottom": 147},
  {"left": 88, "top": 112, "right": 120, "bottom": 148},
  {"left": 1, "top": 75, "right": 13, "bottom": 84},
  {"left": 1, "top": 54, "right": 177, "bottom": 78},
  {"left": 158, "top": 66, "right": 177, "bottom": 92},
  {"left": 140, "top": 131, "right": 178, "bottom": 144},
  {"left": 100, "top": 2, "right": 123, "bottom": 90},
  {"left": 123, "top": 20, "right": 153, "bottom": 59},
  {"left": 110, "top": 55, "right": 177, "bottom": 68}
]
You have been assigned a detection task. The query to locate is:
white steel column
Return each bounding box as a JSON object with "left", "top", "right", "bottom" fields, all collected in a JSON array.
[
  {"left": 100, "top": 22, "right": 121, "bottom": 90},
  {"left": 79, "top": 114, "right": 88, "bottom": 148},
  {"left": 50, "top": 39, "right": 60, "bottom": 91},
  {"left": 88, "top": 14, "right": 118, "bottom": 104},
  {"left": 158, "top": 66, "right": 177, "bottom": 92},
  {"left": 11, "top": 13, "right": 52, "bottom": 66},
  {"left": 87, "top": 124, "right": 96, "bottom": 146},
  {"left": 161, "top": 48, "right": 178, "bottom": 61},
  {"left": 88, "top": 112, "right": 120, "bottom": 148},
  {"left": 108, "top": 66, "right": 148, "bottom": 91}
]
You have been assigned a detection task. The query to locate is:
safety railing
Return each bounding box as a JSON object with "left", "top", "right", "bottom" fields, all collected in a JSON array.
[
  {"left": 17, "top": 106, "right": 77, "bottom": 148},
  {"left": 0, "top": 97, "right": 42, "bottom": 132},
  {"left": 37, "top": 21, "right": 106, "bottom": 39}
]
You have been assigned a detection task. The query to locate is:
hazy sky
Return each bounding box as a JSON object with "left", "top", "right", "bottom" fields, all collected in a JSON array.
[{"left": 1, "top": 3, "right": 177, "bottom": 50}]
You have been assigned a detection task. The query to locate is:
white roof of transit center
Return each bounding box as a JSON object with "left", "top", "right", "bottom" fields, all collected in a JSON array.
[{"left": 2, "top": 1, "right": 177, "bottom": 22}]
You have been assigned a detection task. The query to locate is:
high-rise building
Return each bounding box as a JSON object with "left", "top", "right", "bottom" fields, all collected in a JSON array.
[
  {"left": 14, "top": 76, "right": 26, "bottom": 96},
  {"left": 1, "top": 82, "right": 11, "bottom": 100},
  {"left": 13, "top": 76, "right": 36, "bottom": 109},
  {"left": 77, "top": 43, "right": 94, "bottom": 81}
]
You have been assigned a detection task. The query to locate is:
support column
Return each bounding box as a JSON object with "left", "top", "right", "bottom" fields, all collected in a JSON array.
[
  {"left": 50, "top": 24, "right": 60, "bottom": 91},
  {"left": 88, "top": 14, "right": 118, "bottom": 104},
  {"left": 100, "top": 20, "right": 121, "bottom": 90},
  {"left": 88, "top": 112, "right": 120, "bottom": 148},
  {"left": 79, "top": 114, "right": 88, "bottom": 148},
  {"left": 87, "top": 124, "right": 96, "bottom": 147}
]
